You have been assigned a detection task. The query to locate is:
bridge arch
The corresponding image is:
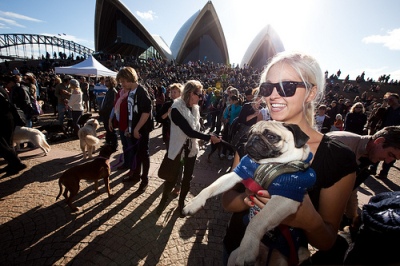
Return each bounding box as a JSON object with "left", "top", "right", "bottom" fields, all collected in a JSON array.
[{"left": 0, "top": 33, "right": 94, "bottom": 61}]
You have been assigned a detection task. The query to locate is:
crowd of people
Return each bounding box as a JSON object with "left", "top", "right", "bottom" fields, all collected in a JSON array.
[{"left": 1, "top": 53, "right": 400, "bottom": 264}]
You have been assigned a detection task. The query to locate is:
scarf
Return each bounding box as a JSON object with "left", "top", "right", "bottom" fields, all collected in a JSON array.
[{"left": 114, "top": 89, "right": 129, "bottom": 119}]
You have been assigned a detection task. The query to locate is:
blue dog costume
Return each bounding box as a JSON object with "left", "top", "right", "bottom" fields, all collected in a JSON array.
[{"left": 233, "top": 152, "right": 316, "bottom": 265}]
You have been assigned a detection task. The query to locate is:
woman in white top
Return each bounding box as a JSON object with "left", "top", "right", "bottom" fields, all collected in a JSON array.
[{"left": 68, "top": 79, "right": 84, "bottom": 136}]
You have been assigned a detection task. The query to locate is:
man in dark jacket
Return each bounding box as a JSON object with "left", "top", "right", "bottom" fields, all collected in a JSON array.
[
  {"left": 7, "top": 75, "right": 33, "bottom": 126},
  {"left": 99, "top": 76, "right": 118, "bottom": 150},
  {"left": 0, "top": 80, "right": 27, "bottom": 176}
]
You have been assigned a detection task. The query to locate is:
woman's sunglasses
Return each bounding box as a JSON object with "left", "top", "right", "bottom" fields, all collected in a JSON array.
[
  {"left": 259, "top": 81, "right": 312, "bottom": 97},
  {"left": 193, "top": 91, "right": 202, "bottom": 97}
]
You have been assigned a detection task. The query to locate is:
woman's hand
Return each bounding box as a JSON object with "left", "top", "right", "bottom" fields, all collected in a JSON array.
[
  {"left": 210, "top": 134, "right": 221, "bottom": 144},
  {"left": 245, "top": 189, "right": 270, "bottom": 208},
  {"left": 133, "top": 128, "right": 141, "bottom": 139}
]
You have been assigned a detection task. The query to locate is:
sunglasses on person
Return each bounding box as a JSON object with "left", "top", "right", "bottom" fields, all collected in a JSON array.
[
  {"left": 259, "top": 81, "right": 312, "bottom": 97},
  {"left": 193, "top": 91, "right": 202, "bottom": 97}
]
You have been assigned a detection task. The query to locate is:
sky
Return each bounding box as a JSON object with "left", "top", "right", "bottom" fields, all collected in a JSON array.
[{"left": 1, "top": 0, "right": 400, "bottom": 81}]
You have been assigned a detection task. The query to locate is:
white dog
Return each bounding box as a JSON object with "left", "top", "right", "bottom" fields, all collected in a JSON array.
[
  {"left": 78, "top": 118, "right": 100, "bottom": 159},
  {"left": 13, "top": 126, "right": 51, "bottom": 155},
  {"left": 183, "top": 121, "right": 316, "bottom": 266}
]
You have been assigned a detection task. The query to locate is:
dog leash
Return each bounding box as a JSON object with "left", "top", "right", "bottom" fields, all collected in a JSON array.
[
  {"left": 110, "top": 138, "right": 141, "bottom": 170},
  {"left": 210, "top": 134, "right": 236, "bottom": 150},
  {"left": 279, "top": 225, "right": 299, "bottom": 266}
]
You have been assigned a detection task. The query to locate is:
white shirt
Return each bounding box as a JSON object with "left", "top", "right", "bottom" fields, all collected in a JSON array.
[{"left": 315, "top": 115, "right": 326, "bottom": 132}]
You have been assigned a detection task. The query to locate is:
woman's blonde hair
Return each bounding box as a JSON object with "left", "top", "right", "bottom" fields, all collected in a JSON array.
[
  {"left": 54, "top": 76, "right": 62, "bottom": 84},
  {"left": 259, "top": 51, "right": 325, "bottom": 127},
  {"left": 182, "top": 80, "right": 203, "bottom": 105},
  {"left": 349, "top": 102, "right": 365, "bottom": 113}
]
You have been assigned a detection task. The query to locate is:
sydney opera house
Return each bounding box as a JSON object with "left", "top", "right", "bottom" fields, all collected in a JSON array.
[{"left": 94, "top": 0, "right": 284, "bottom": 69}]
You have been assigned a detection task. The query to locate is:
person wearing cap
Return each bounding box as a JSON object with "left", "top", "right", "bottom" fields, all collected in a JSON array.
[
  {"left": 55, "top": 75, "right": 72, "bottom": 125},
  {"left": 68, "top": 79, "right": 84, "bottom": 136}
]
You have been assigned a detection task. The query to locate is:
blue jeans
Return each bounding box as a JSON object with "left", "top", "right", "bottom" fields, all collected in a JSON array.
[
  {"left": 72, "top": 110, "right": 83, "bottom": 135},
  {"left": 57, "top": 103, "right": 70, "bottom": 125},
  {"left": 119, "top": 130, "right": 133, "bottom": 169}
]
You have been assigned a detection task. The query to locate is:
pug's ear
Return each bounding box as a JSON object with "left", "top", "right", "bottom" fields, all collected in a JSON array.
[{"left": 282, "top": 123, "right": 309, "bottom": 148}]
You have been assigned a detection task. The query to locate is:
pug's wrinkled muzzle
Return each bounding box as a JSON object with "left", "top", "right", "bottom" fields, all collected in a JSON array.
[{"left": 245, "top": 134, "right": 282, "bottom": 161}]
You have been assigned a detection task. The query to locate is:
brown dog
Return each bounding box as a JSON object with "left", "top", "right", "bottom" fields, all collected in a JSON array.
[{"left": 56, "top": 145, "right": 115, "bottom": 212}]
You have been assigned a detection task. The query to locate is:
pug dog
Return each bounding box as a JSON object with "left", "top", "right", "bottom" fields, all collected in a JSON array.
[{"left": 183, "top": 120, "right": 316, "bottom": 266}]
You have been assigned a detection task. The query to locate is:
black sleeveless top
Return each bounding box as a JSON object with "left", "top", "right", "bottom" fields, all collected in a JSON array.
[{"left": 309, "top": 135, "right": 357, "bottom": 210}]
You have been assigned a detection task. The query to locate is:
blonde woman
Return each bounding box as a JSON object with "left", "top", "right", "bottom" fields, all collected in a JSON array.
[
  {"left": 222, "top": 52, "right": 357, "bottom": 264},
  {"left": 68, "top": 79, "right": 84, "bottom": 136},
  {"left": 344, "top": 103, "right": 368, "bottom": 135},
  {"left": 156, "top": 80, "right": 221, "bottom": 217}
]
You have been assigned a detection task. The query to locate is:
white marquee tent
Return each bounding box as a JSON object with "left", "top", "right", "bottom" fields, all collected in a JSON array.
[{"left": 55, "top": 55, "right": 117, "bottom": 77}]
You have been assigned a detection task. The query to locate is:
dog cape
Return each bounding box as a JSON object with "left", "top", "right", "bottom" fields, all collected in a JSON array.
[{"left": 234, "top": 153, "right": 316, "bottom": 201}]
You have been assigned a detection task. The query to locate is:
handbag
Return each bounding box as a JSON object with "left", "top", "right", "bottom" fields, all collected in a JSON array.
[{"left": 158, "top": 152, "right": 181, "bottom": 182}]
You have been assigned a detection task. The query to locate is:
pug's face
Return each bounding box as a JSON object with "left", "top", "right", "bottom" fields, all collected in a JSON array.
[{"left": 245, "top": 121, "right": 309, "bottom": 163}]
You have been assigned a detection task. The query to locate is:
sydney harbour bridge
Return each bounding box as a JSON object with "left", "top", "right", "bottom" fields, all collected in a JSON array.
[{"left": 0, "top": 33, "right": 94, "bottom": 61}]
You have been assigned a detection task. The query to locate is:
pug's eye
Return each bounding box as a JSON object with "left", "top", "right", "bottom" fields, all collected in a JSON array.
[{"left": 266, "top": 133, "right": 281, "bottom": 143}]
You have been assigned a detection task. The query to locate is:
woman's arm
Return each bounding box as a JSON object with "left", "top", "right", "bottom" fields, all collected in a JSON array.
[
  {"left": 300, "top": 172, "right": 355, "bottom": 249},
  {"left": 170, "top": 108, "right": 210, "bottom": 141}
]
